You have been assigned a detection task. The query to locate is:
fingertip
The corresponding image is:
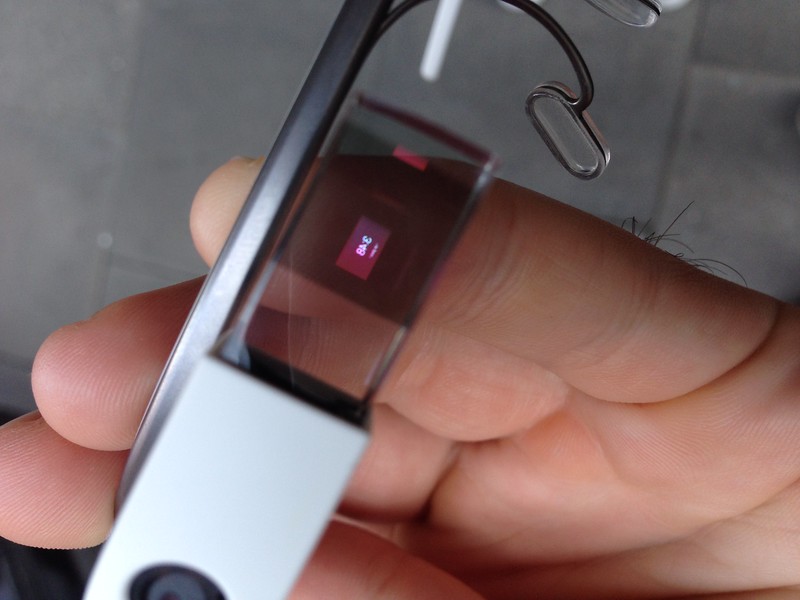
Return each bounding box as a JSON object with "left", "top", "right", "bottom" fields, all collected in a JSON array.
[
  {"left": 32, "top": 314, "right": 155, "bottom": 452},
  {"left": 32, "top": 279, "right": 201, "bottom": 451},
  {"left": 0, "top": 412, "right": 125, "bottom": 548},
  {"left": 190, "top": 156, "right": 264, "bottom": 266}
]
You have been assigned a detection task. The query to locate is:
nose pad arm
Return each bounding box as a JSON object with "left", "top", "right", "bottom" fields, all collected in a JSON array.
[
  {"left": 582, "top": 0, "right": 662, "bottom": 27},
  {"left": 525, "top": 82, "right": 610, "bottom": 180}
]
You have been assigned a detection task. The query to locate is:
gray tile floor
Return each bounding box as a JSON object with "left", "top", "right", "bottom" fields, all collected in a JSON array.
[{"left": 1, "top": 0, "right": 799, "bottom": 421}]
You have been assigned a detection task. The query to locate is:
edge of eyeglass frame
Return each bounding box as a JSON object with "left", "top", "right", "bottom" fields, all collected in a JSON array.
[{"left": 115, "top": 0, "right": 600, "bottom": 508}]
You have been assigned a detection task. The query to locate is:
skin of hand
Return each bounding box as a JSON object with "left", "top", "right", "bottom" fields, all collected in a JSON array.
[{"left": 1, "top": 156, "right": 799, "bottom": 599}]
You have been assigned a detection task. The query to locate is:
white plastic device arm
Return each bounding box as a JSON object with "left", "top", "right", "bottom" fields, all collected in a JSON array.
[{"left": 84, "top": 355, "right": 369, "bottom": 599}]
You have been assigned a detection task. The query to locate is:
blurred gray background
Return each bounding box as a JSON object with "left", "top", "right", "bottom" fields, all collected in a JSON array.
[{"left": 1, "top": 0, "right": 799, "bottom": 417}]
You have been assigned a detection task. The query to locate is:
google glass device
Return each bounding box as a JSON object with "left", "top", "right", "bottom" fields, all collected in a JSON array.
[{"left": 84, "top": 1, "right": 659, "bottom": 598}]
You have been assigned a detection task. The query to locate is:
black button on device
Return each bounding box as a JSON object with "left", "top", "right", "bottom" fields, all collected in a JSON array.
[{"left": 130, "top": 565, "right": 225, "bottom": 600}]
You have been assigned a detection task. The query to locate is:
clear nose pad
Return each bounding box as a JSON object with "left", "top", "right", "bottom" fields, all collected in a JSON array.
[
  {"left": 525, "top": 82, "right": 610, "bottom": 180},
  {"left": 581, "top": 0, "right": 661, "bottom": 27}
]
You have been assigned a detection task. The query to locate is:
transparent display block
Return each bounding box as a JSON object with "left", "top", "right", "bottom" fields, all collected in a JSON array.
[{"left": 220, "top": 97, "right": 496, "bottom": 419}]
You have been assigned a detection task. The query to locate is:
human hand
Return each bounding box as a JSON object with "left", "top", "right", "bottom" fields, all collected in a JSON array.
[{"left": 2, "top": 157, "right": 799, "bottom": 599}]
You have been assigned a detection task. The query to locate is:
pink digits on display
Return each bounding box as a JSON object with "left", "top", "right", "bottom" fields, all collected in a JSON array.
[
  {"left": 335, "top": 215, "right": 391, "bottom": 280},
  {"left": 355, "top": 235, "right": 373, "bottom": 257}
]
